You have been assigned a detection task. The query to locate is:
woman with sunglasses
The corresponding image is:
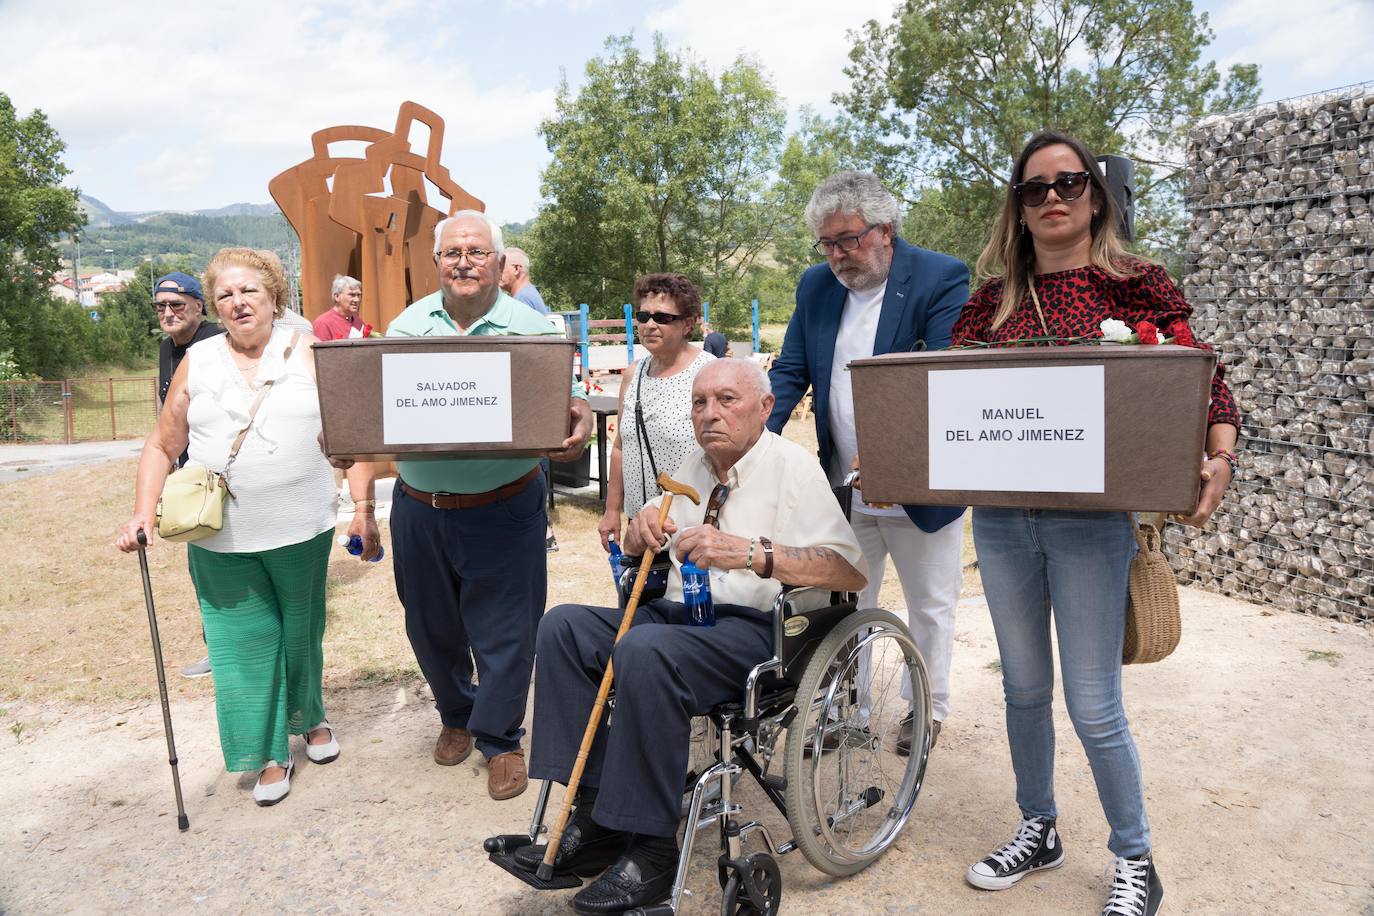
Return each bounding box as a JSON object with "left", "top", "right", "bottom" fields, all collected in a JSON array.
[
  {"left": 951, "top": 132, "right": 1240, "bottom": 916},
  {"left": 598, "top": 274, "right": 715, "bottom": 552}
]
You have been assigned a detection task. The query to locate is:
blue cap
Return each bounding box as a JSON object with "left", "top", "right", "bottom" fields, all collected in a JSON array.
[{"left": 154, "top": 272, "right": 203, "bottom": 301}]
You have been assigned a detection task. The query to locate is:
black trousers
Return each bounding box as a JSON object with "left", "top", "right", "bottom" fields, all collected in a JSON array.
[
  {"left": 530, "top": 600, "right": 772, "bottom": 837},
  {"left": 391, "top": 476, "right": 547, "bottom": 759}
]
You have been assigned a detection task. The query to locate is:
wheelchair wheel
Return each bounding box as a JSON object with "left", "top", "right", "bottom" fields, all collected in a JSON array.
[
  {"left": 720, "top": 852, "right": 781, "bottom": 916},
  {"left": 782, "top": 607, "right": 931, "bottom": 877}
]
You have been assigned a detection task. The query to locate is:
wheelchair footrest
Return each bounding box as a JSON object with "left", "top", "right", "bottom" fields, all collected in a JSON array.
[
  {"left": 623, "top": 906, "right": 675, "bottom": 916},
  {"left": 486, "top": 849, "right": 583, "bottom": 890}
]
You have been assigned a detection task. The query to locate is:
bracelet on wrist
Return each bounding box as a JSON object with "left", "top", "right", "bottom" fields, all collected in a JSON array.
[
  {"left": 745, "top": 537, "right": 756, "bottom": 572},
  {"left": 1205, "top": 449, "right": 1239, "bottom": 476},
  {"left": 352, "top": 498, "right": 377, "bottom": 508}
]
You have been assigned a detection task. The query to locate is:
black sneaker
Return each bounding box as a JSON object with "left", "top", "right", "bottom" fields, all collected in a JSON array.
[
  {"left": 966, "top": 816, "right": 1065, "bottom": 890},
  {"left": 1102, "top": 853, "right": 1163, "bottom": 915}
]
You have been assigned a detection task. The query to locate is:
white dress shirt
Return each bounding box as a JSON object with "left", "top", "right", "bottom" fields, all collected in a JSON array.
[
  {"left": 827, "top": 282, "right": 904, "bottom": 516},
  {"left": 640, "top": 431, "right": 867, "bottom": 611}
]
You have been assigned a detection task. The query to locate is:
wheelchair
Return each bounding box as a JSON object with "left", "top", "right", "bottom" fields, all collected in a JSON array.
[{"left": 486, "top": 484, "right": 934, "bottom": 914}]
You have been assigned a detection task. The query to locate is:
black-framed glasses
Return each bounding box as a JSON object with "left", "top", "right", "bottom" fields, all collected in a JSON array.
[
  {"left": 702, "top": 483, "right": 730, "bottom": 529},
  {"left": 1014, "top": 171, "right": 1092, "bottom": 207},
  {"left": 812, "top": 224, "right": 879, "bottom": 256},
  {"left": 635, "top": 310, "right": 684, "bottom": 325},
  {"left": 438, "top": 247, "right": 494, "bottom": 264},
  {"left": 152, "top": 300, "right": 189, "bottom": 314}
]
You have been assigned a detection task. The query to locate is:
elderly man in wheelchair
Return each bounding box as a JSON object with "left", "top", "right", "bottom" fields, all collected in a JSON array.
[{"left": 486, "top": 359, "right": 934, "bottom": 915}]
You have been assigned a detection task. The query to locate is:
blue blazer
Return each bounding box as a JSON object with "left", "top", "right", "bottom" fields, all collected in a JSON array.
[{"left": 766, "top": 237, "right": 969, "bottom": 533}]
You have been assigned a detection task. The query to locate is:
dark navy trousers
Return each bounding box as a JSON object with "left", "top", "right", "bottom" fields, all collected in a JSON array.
[
  {"left": 530, "top": 600, "right": 772, "bottom": 837},
  {"left": 391, "top": 475, "right": 547, "bottom": 759}
]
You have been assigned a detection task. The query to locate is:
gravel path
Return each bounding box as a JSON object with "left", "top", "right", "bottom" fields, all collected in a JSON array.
[{"left": 3, "top": 588, "right": 1371, "bottom": 914}]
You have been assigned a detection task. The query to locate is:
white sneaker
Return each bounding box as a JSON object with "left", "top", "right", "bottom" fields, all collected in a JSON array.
[
  {"left": 253, "top": 757, "right": 294, "bottom": 806},
  {"left": 305, "top": 721, "right": 340, "bottom": 764}
]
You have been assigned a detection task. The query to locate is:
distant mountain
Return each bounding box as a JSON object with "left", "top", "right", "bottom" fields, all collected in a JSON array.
[
  {"left": 195, "top": 202, "right": 281, "bottom": 218},
  {"left": 78, "top": 195, "right": 136, "bottom": 228},
  {"left": 78, "top": 195, "right": 281, "bottom": 228}
]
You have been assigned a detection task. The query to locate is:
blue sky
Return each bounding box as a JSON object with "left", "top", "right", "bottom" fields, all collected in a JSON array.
[{"left": 0, "top": 0, "right": 1369, "bottom": 222}]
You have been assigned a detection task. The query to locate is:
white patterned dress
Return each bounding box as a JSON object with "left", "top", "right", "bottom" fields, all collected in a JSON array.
[{"left": 620, "top": 349, "right": 715, "bottom": 519}]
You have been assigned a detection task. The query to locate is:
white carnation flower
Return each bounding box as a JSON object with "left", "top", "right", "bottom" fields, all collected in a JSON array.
[{"left": 1099, "top": 318, "right": 1133, "bottom": 343}]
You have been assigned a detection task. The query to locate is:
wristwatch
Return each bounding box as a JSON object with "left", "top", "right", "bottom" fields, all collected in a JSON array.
[{"left": 757, "top": 537, "right": 774, "bottom": 579}]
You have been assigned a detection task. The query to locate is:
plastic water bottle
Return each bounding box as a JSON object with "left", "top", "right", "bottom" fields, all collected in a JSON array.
[
  {"left": 681, "top": 555, "right": 715, "bottom": 627},
  {"left": 608, "top": 536, "right": 625, "bottom": 589},
  {"left": 338, "top": 534, "right": 384, "bottom": 562}
]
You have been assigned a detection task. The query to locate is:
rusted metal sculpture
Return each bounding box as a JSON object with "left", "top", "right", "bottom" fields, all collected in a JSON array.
[{"left": 269, "top": 101, "right": 484, "bottom": 328}]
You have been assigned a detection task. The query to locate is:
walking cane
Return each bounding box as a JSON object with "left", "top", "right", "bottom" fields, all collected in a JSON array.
[
  {"left": 135, "top": 529, "right": 190, "bottom": 832},
  {"left": 537, "top": 473, "right": 700, "bottom": 881}
]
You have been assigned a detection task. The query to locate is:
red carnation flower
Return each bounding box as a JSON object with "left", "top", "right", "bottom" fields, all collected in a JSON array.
[
  {"left": 362, "top": 323, "right": 374, "bottom": 338},
  {"left": 1135, "top": 320, "right": 1159, "bottom": 345},
  {"left": 1170, "top": 320, "right": 1194, "bottom": 347}
]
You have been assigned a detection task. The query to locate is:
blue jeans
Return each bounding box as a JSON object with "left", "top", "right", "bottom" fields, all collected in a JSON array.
[{"left": 972, "top": 508, "right": 1149, "bottom": 857}]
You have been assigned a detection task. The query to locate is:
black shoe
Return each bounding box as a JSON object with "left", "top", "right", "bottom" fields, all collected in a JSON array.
[
  {"left": 512, "top": 820, "right": 626, "bottom": 877},
  {"left": 1102, "top": 853, "right": 1163, "bottom": 915},
  {"left": 965, "top": 816, "right": 1065, "bottom": 890},
  {"left": 571, "top": 850, "right": 676, "bottom": 914}
]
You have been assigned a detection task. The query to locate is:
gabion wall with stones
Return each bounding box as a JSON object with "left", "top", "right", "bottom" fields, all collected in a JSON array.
[{"left": 1175, "top": 83, "right": 1373, "bottom": 624}]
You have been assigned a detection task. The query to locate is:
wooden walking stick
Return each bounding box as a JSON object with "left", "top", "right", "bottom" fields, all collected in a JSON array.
[{"left": 537, "top": 472, "right": 701, "bottom": 881}]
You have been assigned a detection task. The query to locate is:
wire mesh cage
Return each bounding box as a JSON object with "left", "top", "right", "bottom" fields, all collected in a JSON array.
[{"left": 1178, "top": 82, "right": 1374, "bottom": 623}]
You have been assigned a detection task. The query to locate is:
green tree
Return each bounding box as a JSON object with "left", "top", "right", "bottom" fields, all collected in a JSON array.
[
  {"left": 837, "top": 0, "right": 1260, "bottom": 271},
  {"left": 531, "top": 34, "right": 787, "bottom": 332},
  {"left": 0, "top": 93, "right": 87, "bottom": 378}
]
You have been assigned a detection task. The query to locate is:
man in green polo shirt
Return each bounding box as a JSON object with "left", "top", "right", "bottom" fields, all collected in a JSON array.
[{"left": 382, "top": 210, "right": 591, "bottom": 801}]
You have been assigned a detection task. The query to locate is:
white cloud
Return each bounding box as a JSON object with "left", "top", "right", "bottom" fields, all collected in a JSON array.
[
  {"left": 643, "top": 0, "right": 896, "bottom": 109},
  {"left": 1208, "top": 0, "right": 1374, "bottom": 85}
]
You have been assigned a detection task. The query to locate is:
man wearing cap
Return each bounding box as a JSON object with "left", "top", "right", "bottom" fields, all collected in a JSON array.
[
  {"left": 363, "top": 210, "right": 591, "bottom": 801},
  {"left": 153, "top": 271, "right": 225, "bottom": 679},
  {"left": 155, "top": 272, "right": 224, "bottom": 410}
]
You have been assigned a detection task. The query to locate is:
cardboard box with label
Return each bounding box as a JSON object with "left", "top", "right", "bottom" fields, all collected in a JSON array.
[
  {"left": 849, "top": 345, "right": 1217, "bottom": 513},
  {"left": 313, "top": 336, "right": 576, "bottom": 461}
]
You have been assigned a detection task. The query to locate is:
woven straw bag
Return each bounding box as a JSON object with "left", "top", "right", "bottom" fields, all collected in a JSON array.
[{"left": 1123, "top": 518, "right": 1181, "bottom": 664}]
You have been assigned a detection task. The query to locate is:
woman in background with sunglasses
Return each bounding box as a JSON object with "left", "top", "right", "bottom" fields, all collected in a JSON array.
[
  {"left": 951, "top": 131, "right": 1240, "bottom": 916},
  {"left": 598, "top": 273, "right": 715, "bottom": 552}
]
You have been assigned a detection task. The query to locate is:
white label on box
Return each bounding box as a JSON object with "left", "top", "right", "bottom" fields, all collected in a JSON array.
[
  {"left": 382, "top": 352, "right": 513, "bottom": 445},
  {"left": 928, "top": 366, "right": 1104, "bottom": 492}
]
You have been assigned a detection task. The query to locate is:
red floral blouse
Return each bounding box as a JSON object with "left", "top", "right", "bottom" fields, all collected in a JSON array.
[{"left": 950, "top": 259, "right": 1241, "bottom": 429}]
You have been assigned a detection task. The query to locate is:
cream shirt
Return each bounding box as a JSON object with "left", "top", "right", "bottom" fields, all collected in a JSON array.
[{"left": 643, "top": 430, "right": 866, "bottom": 610}]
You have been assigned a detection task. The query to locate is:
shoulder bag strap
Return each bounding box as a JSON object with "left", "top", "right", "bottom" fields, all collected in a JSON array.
[
  {"left": 633, "top": 359, "right": 660, "bottom": 507},
  {"left": 223, "top": 331, "right": 301, "bottom": 476}
]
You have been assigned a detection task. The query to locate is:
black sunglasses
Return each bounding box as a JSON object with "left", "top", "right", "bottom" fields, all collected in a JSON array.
[
  {"left": 1014, "top": 171, "right": 1092, "bottom": 207},
  {"left": 635, "top": 310, "right": 684, "bottom": 325},
  {"left": 703, "top": 483, "right": 730, "bottom": 529}
]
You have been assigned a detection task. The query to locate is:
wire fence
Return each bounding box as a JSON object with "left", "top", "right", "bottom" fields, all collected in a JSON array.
[
  {"left": 1, "top": 377, "right": 159, "bottom": 444},
  {"left": 1176, "top": 82, "right": 1374, "bottom": 624}
]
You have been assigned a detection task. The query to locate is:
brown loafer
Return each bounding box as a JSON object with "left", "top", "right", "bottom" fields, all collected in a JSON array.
[
  {"left": 896, "top": 716, "right": 941, "bottom": 756},
  {"left": 488, "top": 748, "right": 528, "bottom": 800},
  {"left": 434, "top": 726, "right": 473, "bottom": 766}
]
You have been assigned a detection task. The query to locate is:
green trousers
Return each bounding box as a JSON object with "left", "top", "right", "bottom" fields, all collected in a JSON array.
[{"left": 188, "top": 528, "right": 333, "bottom": 772}]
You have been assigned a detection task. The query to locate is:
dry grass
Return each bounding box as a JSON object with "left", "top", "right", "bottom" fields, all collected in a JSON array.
[{"left": 0, "top": 414, "right": 980, "bottom": 704}]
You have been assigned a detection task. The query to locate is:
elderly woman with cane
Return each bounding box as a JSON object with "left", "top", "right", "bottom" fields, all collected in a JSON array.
[
  {"left": 117, "top": 247, "right": 379, "bottom": 807},
  {"left": 597, "top": 273, "right": 715, "bottom": 553},
  {"left": 951, "top": 132, "right": 1240, "bottom": 916}
]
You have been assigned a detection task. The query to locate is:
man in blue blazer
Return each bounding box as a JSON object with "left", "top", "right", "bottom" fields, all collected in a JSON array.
[{"left": 767, "top": 171, "right": 969, "bottom": 752}]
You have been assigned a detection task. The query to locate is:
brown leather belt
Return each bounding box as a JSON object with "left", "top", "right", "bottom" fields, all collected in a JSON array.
[{"left": 400, "top": 466, "right": 542, "bottom": 510}]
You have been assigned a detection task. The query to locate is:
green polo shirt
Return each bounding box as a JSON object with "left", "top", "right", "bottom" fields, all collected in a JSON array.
[{"left": 386, "top": 289, "right": 584, "bottom": 494}]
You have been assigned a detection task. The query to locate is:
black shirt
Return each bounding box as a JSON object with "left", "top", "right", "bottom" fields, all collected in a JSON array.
[
  {"left": 158, "top": 320, "right": 225, "bottom": 467},
  {"left": 158, "top": 320, "right": 226, "bottom": 404},
  {"left": 703, "top": 331, "right": 729, "bottom": 358}
]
